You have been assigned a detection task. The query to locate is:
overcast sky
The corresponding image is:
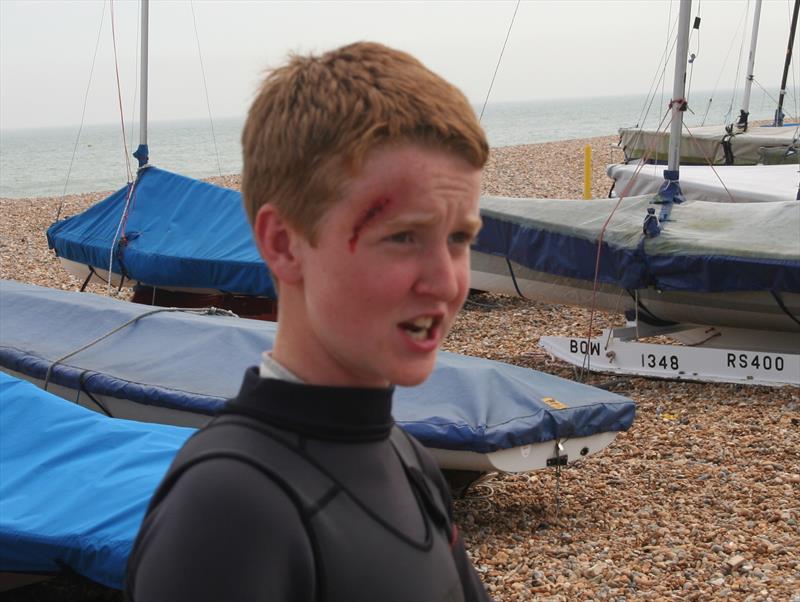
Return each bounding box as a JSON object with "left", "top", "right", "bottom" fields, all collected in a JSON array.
[{"left": 0, "top": 0, "right": 796, "bottom": 130}]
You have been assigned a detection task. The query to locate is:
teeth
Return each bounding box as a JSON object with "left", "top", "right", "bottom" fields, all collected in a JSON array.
[
  {"left": 401, "top": 316, "right": 435, "bottom": 341},
  {"left": 411, "top": 316, "right": 434, "bottom": 329},
  {"left": 407, "top": 329, "right": 428, "bottom": 341}
]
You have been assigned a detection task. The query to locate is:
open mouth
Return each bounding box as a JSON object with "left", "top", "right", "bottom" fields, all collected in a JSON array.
[{"left": 399, "top": 315, "right": 440, "bottom": 342}]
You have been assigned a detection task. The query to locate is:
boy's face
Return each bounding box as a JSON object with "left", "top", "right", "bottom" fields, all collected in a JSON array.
[{"left": 292, "top": 143, "right": 482, "bottom": 388}]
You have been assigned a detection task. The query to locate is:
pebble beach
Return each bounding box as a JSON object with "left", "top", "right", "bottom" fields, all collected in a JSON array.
[{"left": 1, "top": 135, "right": 798, "bottom": 601}]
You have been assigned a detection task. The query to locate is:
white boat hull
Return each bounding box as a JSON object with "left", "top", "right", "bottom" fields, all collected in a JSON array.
[{"left": 471, "top": 251, "right": 800, "bottom": 333}]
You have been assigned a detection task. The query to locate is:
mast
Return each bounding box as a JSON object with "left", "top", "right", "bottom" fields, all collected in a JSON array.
[
  {"left": 775, "top": 0, "right": 800, "bottom": 127},
  {"left": 647, "top": 0, "right": 692, "bottom": 238},
  {"left": 666, "top": 0, "right": 693, "bottom": 173},
  {"left": 133, "top": 0, "right": 149, "bottom": 167},
  {"left": 736, "top": 0, "right": 762, "bottom": 131}
]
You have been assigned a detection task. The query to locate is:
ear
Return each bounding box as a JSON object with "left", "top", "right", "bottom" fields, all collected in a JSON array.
[{"left": 253, "top": 204, "right": 304, "bottom": 286}]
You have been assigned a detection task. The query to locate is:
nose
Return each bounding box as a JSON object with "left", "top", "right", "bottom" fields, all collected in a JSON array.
[{"left": 414, "top": 243, "right": 463, "bottom": 301}]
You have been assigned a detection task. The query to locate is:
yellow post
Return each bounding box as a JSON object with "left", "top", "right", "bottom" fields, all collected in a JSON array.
[{"left": 583, "top": 144, "right": 592, "bottom": 199}]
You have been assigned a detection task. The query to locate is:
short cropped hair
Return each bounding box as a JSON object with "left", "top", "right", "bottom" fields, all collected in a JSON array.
[{"left": 241, "top": 41, "right": 489, "bottom": 243}]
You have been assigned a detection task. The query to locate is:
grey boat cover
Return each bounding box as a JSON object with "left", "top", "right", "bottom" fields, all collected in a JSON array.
[
  {"left": 0, "top": 280, "right": 635, "bottom": 454},
  {"left": 475, "top": 195, "right": 800, "bottom": 293},
  {"left": 618, "top": 123, "right": 799, "bottom": 165},
  {"left": 607, "top": 163, "right": 799, "bottom": 203}
]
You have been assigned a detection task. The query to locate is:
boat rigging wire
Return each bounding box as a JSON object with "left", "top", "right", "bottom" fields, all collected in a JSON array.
[
  {"left": 633, "top": 16, "right": 679, "bottom": 129},
  {"left": 700, "top": 4, "right": 749, "bottom": 125},
  {"left": 129, "top": 1, "right": 141, "bottom": 151},
  {"left": 686, "top": 2, "right": 702, "bottom": 100},
  {"left": 55, "top": 1, "right": 108, "bottom": 223},
  {"left": 724, "top": 0, "right": 751, "bottom": 126},
  {"left": 189, "top": 0, "right": 223, "bottom": 177},
  {"left": 478, "top": 0, "right": 520, "bottom": 122},
  {"left": 790, "top": 0, "right": 800, "bottom": 120},
  {"left": 659, "top": 0, "right": 675, "bottom": 126}
]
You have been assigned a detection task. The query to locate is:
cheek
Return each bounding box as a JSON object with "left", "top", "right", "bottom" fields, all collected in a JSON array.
[{"left": 456, "top": 254, "right": 471, "bottom": 293}]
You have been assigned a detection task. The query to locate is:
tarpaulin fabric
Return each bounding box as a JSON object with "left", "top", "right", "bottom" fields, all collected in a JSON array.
[
  {"left": 0, "top": 372, "right": 193, "bottom": 588},
  {"left": 46, "top": 166, "right": 275, "bottom": 298},
  {"left": 474, "top": 195, "right": 800, "bottom": 294},
  {"left": 0, "top": 281, "right": 635, "bottom": 453}
]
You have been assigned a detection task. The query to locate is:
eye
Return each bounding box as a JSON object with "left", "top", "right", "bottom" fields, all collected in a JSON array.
[
  {"left": 386, "top": 231, "right": 415, "bottom": 244},
  {"left": 449, "top": 231, "right": 475, "bottom": 245}
]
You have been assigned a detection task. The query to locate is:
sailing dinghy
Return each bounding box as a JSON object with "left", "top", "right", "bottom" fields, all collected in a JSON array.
[
  {"left": 471, "top": 0, "right": 800, "bottom": 387},
  {"left": 618, "top": 122, "right": 798, "bottom": 166},
  {"left": 0, "top": 280, "right": 635, "bottom": 474},
  {"left": 0, "top": 372, "right": 192, "bottom": 590},
  {"left": 619, "top": 0, "right": 799, "bottom": 167},
  {"left": 607, "top": 162, "right": 799, "bottom": 203}
]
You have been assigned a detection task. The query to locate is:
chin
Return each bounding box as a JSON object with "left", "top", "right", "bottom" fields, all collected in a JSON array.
[{"left": 387, "top": 362, "right": 436, "bottom": 388}]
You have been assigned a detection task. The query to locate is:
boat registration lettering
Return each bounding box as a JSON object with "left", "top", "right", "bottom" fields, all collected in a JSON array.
[
  {"left": 569, "top": 339, "right": 600, "bottom": 356},
  {"left": 641, "top": 353, "right": 680, "bottom": 370},
  {"left": 726, "top": 353, "right": 784, "bottom": 372}
]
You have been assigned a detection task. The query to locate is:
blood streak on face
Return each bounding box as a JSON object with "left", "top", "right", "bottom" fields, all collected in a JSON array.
[{"left": 348, "top": 197, "right": 391, "bottom": 252}]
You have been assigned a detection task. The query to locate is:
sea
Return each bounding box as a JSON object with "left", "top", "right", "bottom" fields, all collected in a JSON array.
[{"left": 0, "top": 88, "right": 785, "bottom": 199}]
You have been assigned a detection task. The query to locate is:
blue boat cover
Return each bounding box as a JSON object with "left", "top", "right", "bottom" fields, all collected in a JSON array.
[
  {"left": 0, "top": 281, "right": 634, "bottom": 452},
  {"left": 46, "top": 167, "right": 275, "bottom": 298},
  {"left": 475, "top": 196, "right": 800, "bottom": 293},
  {"left": 0, "top": 372, "right": 193, "bottom": 588}
]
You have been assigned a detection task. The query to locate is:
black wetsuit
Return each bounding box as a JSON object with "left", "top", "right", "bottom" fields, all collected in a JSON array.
[{"left": 125, "top": 367, "right": 492, "bottom": 602}]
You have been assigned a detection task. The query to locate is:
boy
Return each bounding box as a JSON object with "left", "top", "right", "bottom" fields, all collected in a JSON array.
[{"left": 126, "top": 41, "right": 492, "bottom": 602}]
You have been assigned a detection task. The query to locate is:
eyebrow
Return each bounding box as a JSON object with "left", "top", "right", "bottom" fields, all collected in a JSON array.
[{"left": 381, "top": 213, "right": 482, "bottom": 233}]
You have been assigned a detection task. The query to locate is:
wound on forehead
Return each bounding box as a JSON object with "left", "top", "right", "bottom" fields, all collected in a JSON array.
[{"left": 348, "top": 198, "right": 391, "bottom": 252}]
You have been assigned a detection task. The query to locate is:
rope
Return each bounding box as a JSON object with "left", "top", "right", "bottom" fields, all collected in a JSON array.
[
  {"left": 681, "top": 121, "right": 738, "bottom": 201},
  {"left": 78, "top": 371, "right": 113, "bottom": 417},
  {"left": 505, "top": 257, "right": 527, "bottom": 299},
  {"left": 106, "top": 180, "right": 137, "bottom": 295},
  {"left": 109, "top": 0, "right": 133, "bottom": 183},
  {"left": 578, "top": 107, "right": 673, "bottom": 381},
  {"left": 772, "top": 291, "right": 800, "bottom": 327},
  {"left": 189, "top": 1, "right": 223, "bottom": 177},
  {"left": 478, "top": 0, "right": 520, "bottom": 122},
  {"left": 43, "top": 306, "right": 238, "bottom": 392},
  {"left": 56, "top": 1, "right": 107, "bottom": 222}
]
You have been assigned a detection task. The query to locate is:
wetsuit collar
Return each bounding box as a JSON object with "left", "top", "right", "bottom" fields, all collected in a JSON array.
[{"left": 223, "top": 367, "right": 395, "bottom": 442}]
